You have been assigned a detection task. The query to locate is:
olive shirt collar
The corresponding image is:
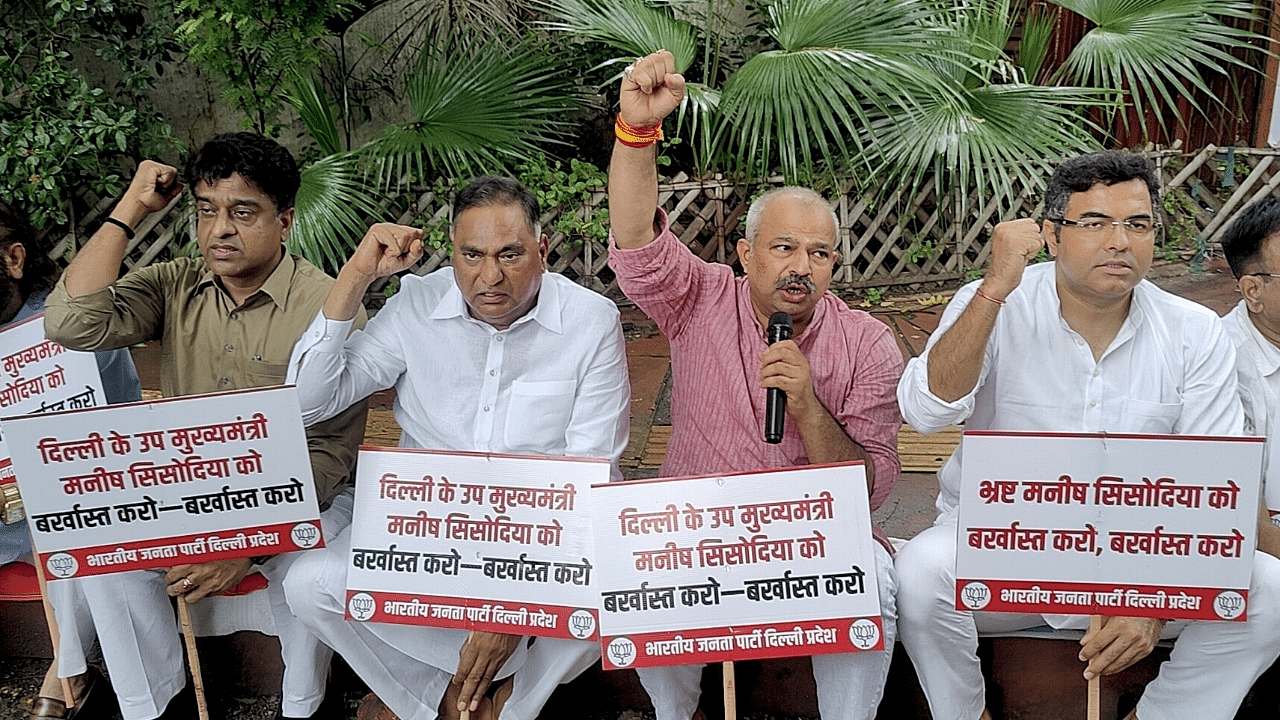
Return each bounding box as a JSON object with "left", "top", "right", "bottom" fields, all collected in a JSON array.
[{"left": 191, "top": 246, "right": 294, "bottom": 310}]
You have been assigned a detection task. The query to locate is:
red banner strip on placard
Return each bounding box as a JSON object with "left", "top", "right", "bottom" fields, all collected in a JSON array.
[
  {"left": 954, "top": 578, "right": 1248, "bottom": 621},
  {"left": 598, "top": 616, "right": 883, "bottom": 670},
  {"left": 37, "top": 519, "right": 324, "bottom": 579},
  {"left": 343, "top": 590, "right": 599, "bottom": 642}
]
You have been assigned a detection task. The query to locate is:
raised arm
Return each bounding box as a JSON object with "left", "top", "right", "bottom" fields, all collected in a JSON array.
[
  {"left": 288, "top": 223, "right": 421, "bottom": 424},
  {"left": 324, "top": 222, "right": 424, "bottom": 321},
  {"left": 925, "top": 219, "right": 1044, "bottom": 401},
  {"left": 609, "top": 50, "right": 685, "bottom": 249},
  {"left": 64, "top": 161, "right": 183, "bottom": 297}
]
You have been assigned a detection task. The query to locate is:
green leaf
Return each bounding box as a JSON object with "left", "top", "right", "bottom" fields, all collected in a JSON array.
[
  {"left": 286, "top": 69, "right": 343, "bottom": 156},
  {"left": 1017, "top": 3, "right": 1057, "bottom": 83},
  {"left": 534, "top": 0, "right": 699, "bottom": 73},
  {"left": 1054, "top": 0, "right": 1267, "bottom": 137},
  {"left": 717, "top": 0, "right": 966, "bottom": 180},
  {"left": 362, "top": 30, "right": 585, "bottom": 186},
  {"left": 290, "top": 153, "right": 386, "bottom": 273}
]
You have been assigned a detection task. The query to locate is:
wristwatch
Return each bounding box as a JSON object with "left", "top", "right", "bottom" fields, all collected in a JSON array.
[{"left": 0, "top": 481, "right": 23, "bottom": 525}]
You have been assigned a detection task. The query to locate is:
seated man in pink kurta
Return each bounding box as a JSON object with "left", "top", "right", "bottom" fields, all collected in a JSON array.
[{"left": 606, "top": 50, "right": 904, "bottom": 720}]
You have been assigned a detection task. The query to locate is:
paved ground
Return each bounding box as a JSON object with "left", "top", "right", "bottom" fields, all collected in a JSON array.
[{"left": 4, "top": 259, "right": 1246, "bottom": 719}]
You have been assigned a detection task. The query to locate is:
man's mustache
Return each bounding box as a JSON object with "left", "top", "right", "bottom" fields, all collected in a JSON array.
[{"left": 774, "top": 273, "right": 815, "bottom": 293}]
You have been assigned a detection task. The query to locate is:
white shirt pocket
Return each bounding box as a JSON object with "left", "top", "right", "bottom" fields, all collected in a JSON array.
[
  {"left": 1121, "top": 397, "right": 1181, "bottom": 434},
  {"left": 504, "top": 380, "right": 577, "bottom": 452}
]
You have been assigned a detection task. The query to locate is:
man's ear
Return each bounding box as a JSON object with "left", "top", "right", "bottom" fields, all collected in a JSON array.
[
  {"left": 1041, "top": 220, "right": 1058, "bottom": 258},
  {"left": 1, "top": 243, "right": 26, "bottom": 279},
  {"left": 538, "top": 234, "right": 550, "bottom": 268},
  {"left": 1241, "top": 275, "right": 1266, "bottom": 314},
  {"left": 278, "top": 207, "right": 295, "bottom": 241},
  {"left": 736, "top": 238, "right": 753, "bottom": 274}
]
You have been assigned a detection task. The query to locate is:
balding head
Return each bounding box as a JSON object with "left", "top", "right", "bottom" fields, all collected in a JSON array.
[{"left": 745, "top": 187, "right": 838, "bottom": 247}]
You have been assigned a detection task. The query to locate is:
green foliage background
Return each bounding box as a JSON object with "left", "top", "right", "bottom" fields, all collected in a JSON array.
[{"left": 0, "top": 0, "right": 178, "bottom": 231}]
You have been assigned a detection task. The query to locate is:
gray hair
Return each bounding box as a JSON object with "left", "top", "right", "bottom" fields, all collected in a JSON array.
[
  {"left": 451, "top": 176, "right": 541, "bottom": 239},
  {"left": 744, "top": 186, "right": 839, "bottom": 246}
]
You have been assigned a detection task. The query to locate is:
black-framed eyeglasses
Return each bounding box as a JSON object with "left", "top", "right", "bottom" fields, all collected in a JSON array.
[{"left": 1049, "top": 217, "right": 1161, "bottom": 237}]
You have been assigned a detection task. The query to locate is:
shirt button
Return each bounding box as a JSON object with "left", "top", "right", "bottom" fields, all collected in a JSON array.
[
  {"left": 230, "top": 313, "right": 238, "bottom": 321},
  {"left": 219, "top": 378, "right": 229, "bottom": 386},
  {"left": 484, "top": 405, "right": 491, "bottom": 412},
  {"left": 496, "top": 336, "right": 504, "bottom": 343},
  {"left": 1092, "top": 369, "right": 1099, "bottom": 377},
  {"left": 225, "top": 344, "right": 234, "bottom": 352},
  {"left": 489, "top": 370, "right": 496, "bottom": 376},
  {"left": 1089, "top": 400, "right": 1097, "bottom": 407}
]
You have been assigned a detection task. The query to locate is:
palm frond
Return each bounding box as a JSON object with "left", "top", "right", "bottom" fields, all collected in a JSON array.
[
  {"left": 291, "top": 153, "right": 387, "bottom": 273},
  {"left": 362, "top": 32, "right": 586, "bottom": 187},
  {"left": 717, "top": 0, "right": 967, "bottom": 180},
  {"left": 1054, "top": 0, "right": 1266, "bottom": 136},
  {"left": 865, "top": 82, "right": 1108, "bottom": 208},
  {"left": 534, "top": 0, "right": 699, "bottom": 73},
  {"left": 1017, "top": 3, "right": 1058, "bottom": 84},
  {"left": 286, "top": 70, "right": 343, "bottom": 157},
  {"left": 677, "top": 82, "right": 721, "bottom": 175}
]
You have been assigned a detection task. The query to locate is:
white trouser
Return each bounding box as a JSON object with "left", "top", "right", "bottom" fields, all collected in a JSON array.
[
  {"left": 635, "top": 542, "right": 897, "bottom": 720},
  {"left": 282, "top": 526, "right": 598, "bottom": 720},
  {"left": 50, "top": 491, "right": 355, "bottom": 720},
  {"left": 896, "top": 521, "right": 1280, "bottom": 720}
]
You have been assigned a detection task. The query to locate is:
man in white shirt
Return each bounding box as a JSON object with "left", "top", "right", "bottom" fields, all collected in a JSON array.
[
  {"left": 282, "top": 176, "right": 630, "bottom": 720},
  {"left": 895, "top": 150, "right": 1280, "bottom": 720},
  {"left": 1218, "top": 198, "right": 1280, "bottom": 561}
]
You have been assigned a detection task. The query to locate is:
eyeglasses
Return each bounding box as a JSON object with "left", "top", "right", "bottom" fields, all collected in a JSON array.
[
  {"left": 1050, "top": 217, "right": 1161, "bottom": 237},
  {"left": 1246, "top": 273, "right": 1279, "bottom": 280}
]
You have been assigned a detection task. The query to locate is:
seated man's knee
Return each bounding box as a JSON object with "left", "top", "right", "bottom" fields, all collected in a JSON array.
[
  {"left": 894, "top": 526, "right": 955, "bottom": 616},
  {"left": 1246, "top": 551, "right": 1280, "bottom": 637},
  {"left": 281, "top": 550, "right": 329, "bottom": 623}
]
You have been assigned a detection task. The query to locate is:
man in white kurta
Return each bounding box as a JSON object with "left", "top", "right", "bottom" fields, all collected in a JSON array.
[
  {"left": 895, "top": 150, "right": 1280, "bottom": 720},
  {"left": 1219, "top": 197, "right": 1280, "bottom": 561},
  {"left": 283, "top": 176, "right": 630, "bottom": 720}
]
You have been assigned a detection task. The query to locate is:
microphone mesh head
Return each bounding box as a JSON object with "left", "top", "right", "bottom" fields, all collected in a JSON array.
[{"left": 767, "top": 312, "right": 792, "bottom": 343}]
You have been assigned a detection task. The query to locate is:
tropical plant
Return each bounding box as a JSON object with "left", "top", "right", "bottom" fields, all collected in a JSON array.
[
  {"left": 0, "top": 0, "right": 177, "bottom": 230},
  {"left": 362, "top": 31, "right": 586, "bottom": 188},
  {"left": 538, "top": 0, "right": 1268, "bottom": 205},
  {"left": 277, "top": 27, "right": 587, "bottom": 272},
  {"left": 1049, "top": 0, "right": 1264, "bottom": 136},
  {"left": 168, "top": 0, "right": 361, "bottom": 137}
]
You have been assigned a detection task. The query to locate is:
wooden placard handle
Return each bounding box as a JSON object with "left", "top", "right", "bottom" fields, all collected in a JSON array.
[
  {"left": 723, "top": 660, "right": 736, "bottom": 720},
  {"left": 1087, "top": 614, "right": 1101, "bottom": 720},
  {"left": 177, "top": 599, "right": 211, "bottom": 720}
]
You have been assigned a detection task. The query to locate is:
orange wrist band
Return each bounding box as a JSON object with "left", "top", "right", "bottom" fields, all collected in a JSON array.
[{"left": 615, "top": 114, "right": 664, "bottom": 148}]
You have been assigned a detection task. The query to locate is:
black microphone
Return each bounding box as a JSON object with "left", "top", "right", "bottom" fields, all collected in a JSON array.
[{"left": 764, "top": 311, "right": 793, "bottom": 444}]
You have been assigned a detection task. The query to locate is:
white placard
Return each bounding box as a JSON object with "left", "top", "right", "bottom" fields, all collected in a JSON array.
[
  {"left": 0, "top": 313, "right": 105, "bottom": 487},
  {"left": 6, "top": 386, "right": 323, "bottom": 579},
  {"left": 592, "top": 462, "right": 883, "bottom": 670},
  {"left": 956, "top": 431, "right": 1262, "bottom": 621},
  {"left": 343, "top": 447, "right": 606, "bottom": 641}
]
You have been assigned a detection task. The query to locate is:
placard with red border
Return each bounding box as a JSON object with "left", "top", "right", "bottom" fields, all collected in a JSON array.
[
  {"left": 5, "top": 385, "right": 324, "bottom": 578},
  {"left": 0, "top": 312, "right": 105, "bottom": 496},
  {"left": 956, "top": 431, "right": 1261, "bottom": 621},
  {"left": 343, "top": 447, "right": 605, "bottom": 642},
  {"left": 593, "top": 462, "right": 884, "bottom": 670}
]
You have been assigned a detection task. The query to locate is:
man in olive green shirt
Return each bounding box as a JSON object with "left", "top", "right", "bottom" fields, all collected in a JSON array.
[{"left": 44, "top": 132, "right": 366, "bottom": 720}]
